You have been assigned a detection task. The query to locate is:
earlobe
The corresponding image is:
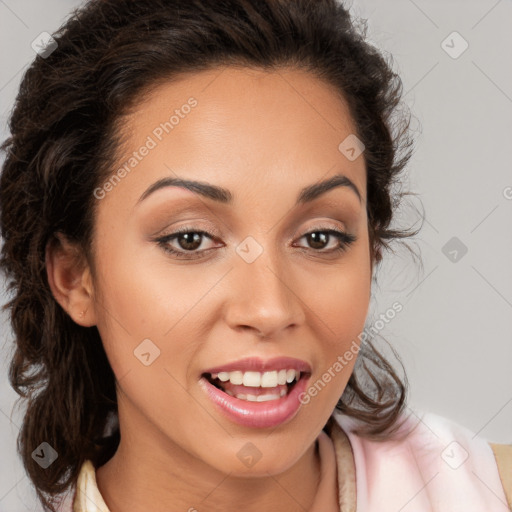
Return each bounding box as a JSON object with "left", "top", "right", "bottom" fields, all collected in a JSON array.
[{"left": 45, "top": 232, "right": 97, "bottom": 327}]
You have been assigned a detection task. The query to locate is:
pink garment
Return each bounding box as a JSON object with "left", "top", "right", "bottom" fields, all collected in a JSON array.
[{"left": 333, "top": 410, "right": 510, "bottom": 511}]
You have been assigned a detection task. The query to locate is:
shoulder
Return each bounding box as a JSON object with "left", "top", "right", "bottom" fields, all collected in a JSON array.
[{"left": 331, "top": 409, "right": 511, "bottom": 511}]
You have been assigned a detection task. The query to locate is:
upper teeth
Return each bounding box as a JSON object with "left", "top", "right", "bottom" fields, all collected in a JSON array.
[{"left": 211, "top": 369, "right": 300, "bottom": 387}]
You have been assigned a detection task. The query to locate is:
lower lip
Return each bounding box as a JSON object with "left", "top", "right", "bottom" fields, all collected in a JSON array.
[{"left": 199, "top": 374, "right": 310, "bottom": 429}]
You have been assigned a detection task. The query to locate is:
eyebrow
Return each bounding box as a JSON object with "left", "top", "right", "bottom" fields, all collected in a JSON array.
[{"left": 136, "top": 172, "right": 362, "bottom": 206}]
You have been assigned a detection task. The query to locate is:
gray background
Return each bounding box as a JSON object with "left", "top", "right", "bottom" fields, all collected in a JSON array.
[{"left": 1, "top": 0, "right": 511, "bottom": 510}]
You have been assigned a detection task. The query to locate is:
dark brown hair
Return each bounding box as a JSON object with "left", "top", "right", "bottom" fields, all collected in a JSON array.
[{"left": 0, "top": 0, "right": 420, "bottom": 510}]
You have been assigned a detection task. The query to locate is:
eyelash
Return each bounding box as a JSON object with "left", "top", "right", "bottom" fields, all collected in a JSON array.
[{"left": 154, "top": 225, "right": 357, "bottom": 260}]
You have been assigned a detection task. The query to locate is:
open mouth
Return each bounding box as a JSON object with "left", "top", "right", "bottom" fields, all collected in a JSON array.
[
  {"left": 199, "top": 364, "right": 312, "bottom": 428},
  {"left": 202, "top": 369, "right": 307, "bottom": 402}
]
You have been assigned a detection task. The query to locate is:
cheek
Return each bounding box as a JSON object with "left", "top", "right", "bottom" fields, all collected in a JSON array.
[
  {"left": 92, "top": 228, "right": 232, "bottom": 393},
  {"left": 300, "top": 244, "right": 371, "bottom": 406},
  {"left": 305, "top": 241, "right": 371, "bottom": 342},
  {"left": 91, "top": 239, "right": 214, "bottom": 436},
  {"left": 91, "top": 231, "right": 191, "bottom": 375}
]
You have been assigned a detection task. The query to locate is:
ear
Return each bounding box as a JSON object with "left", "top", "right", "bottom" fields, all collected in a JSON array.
[{"left": 45, "top": 232, "right": 97, "bottom": 327}]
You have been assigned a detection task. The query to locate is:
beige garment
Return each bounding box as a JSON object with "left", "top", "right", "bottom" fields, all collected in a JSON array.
[
  {"left": 309, "top": 430, "right": 347, "bottom": 511},
  {"left": 326, "top": 416, "right": 357, "bottom": 511},
  {"left": 491, "top": 442, "right": 512, "bottom": 509},
  {"left": 72, "top": 423, "right": 356, "bottom": 512},
  {"left": 73, "top": 460, "right": 109, "bottom": 512}
]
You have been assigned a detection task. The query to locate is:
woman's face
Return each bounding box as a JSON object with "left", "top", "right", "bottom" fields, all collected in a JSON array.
[{"left": 90, "top": 66, "right": 372, "bottom": 476}]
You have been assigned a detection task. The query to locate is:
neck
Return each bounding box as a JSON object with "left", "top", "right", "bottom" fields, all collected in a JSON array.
[{"left": 95, "top": 407, "right": 323, "bottom": 512}]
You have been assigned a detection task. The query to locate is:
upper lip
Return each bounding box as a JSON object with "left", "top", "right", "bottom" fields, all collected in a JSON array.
[{"left": 202, "top": 356, "right": 312, "bottom": 375}]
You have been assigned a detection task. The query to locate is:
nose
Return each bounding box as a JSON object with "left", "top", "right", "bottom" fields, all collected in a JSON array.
[{"left": 224, "top": 245, "right": 306, "bottom": 339}]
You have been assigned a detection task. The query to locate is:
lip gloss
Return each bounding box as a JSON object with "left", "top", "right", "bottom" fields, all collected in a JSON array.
[{"left": 198, "top": 374, "right": 310, "bottom": 429}]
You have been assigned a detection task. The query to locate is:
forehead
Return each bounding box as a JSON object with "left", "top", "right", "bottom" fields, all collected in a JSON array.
[{"left": 104, "top": 66, "right": 366, "bottom": 211}]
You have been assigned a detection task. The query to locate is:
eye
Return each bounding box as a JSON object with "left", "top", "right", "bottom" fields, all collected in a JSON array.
[
  {"left": 155, "top": 226, "right": 218, "bottom": 259},
  {"left": 295, "top": 227, "right": 357, "bottom": 255},
  {"left": 154, "top": 225, "right": 357, "bottom": 260}
]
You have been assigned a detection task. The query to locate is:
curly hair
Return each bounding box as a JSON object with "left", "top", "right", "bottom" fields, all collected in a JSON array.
[{"left": 0, "top": 0, "right": 420, "bottom": 510}]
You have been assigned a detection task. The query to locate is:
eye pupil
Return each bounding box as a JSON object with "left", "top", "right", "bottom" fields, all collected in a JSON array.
[
  {"left": 308, "top": 232, "right": 328, "bottom": 249},
  {"left": 178, "top": 232, "right": 202, "bottom": 251}
]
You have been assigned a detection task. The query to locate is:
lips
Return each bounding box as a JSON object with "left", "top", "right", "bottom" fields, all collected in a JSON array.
[
  {"left": 202, "top": 356, "right": 312, "bottom": 374},
  {"left": 199, "top": 356, "right": 312, "bottom": 428}
]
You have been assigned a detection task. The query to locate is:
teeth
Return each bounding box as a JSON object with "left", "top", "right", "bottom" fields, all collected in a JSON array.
[
  {"left": 230, "top": 371, "right": 244, "bottom": 385},
  {"left": 235, "top": 393, "right": 282, "bottom": 402},
  {"left": 286, "top": 369, "right": 297, "bottom": 383},
  {"left": 256, "top": 394, "right": 281, "bottom": 402},
  {"left": 209, "top": 369, "right": 301, "bottom": 387},
  {"left": 217, "top": 372, "right": 230, "bottom": 382},
  {"left": 230, "top": 388, "right": 288, "bottom": 402},
  {"left": 261, "top": 371, "right": 278, "bottom": 387},
  {"left": 243, "top": 371, "right": 261, "bottom": 387}
]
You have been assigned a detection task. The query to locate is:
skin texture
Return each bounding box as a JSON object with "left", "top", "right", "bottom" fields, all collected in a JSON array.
[{"left": 46, "top": 66, "right": 372, "bottom": 512}]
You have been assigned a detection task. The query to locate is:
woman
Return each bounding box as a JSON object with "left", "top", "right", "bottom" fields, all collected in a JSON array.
[{"left": 0, "top": 0, "right": 510, "bottom": 511}]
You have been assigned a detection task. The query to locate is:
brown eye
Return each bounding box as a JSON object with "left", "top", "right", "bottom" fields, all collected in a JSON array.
[
  {"left": 297, "top": 228, "right": 357, "bottom": 254},
  {"left": 155, "top": 227, "right": 218, "bottom": 259},
  {"left": 175, "top": 232, "right": 203, "bottom": 251},
  {"left": 306, "top": 231, "right": 330, "bottom": 250},
  {"left": 154, "top": 226, "right": 356, "bottom": 261}
]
